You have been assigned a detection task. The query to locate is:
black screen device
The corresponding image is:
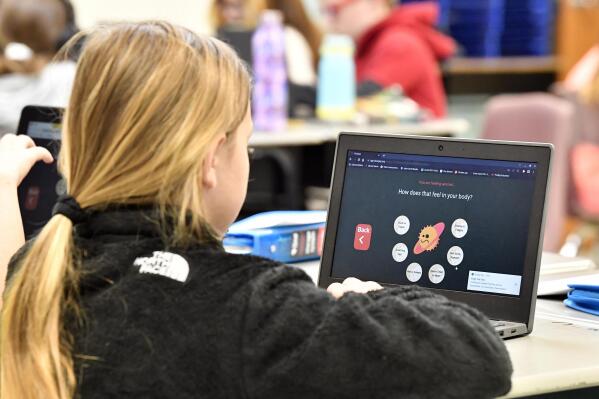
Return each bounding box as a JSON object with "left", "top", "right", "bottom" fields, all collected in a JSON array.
[
  {"left": 17, "top": 105, "right": 64, "bottom": 238},
  {"left": 318, "top": 133, "right": 552, "bottom": 335}
]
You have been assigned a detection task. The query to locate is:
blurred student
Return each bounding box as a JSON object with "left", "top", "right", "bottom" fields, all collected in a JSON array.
[
  {"left": 564, "top": 45, "right": 599, "bottom": 98},
  {"left": 562, "top": 45, "right": 599, "bottom": 215},
  {"left": 0, "top": 0, "right": 78, "bottom": 134},
  {"left": 212, "top": 0, "right": 320, "bottom": 86},
  {"left": 264, "top": 0, "right": 322, "bottom": 84},
  {"left": 0, "top": 21, "right": 511, "bottom": 399},
  {"left": 322, "top": 0, "right": 455, "bottom": 117},
  {"left": 211, "top": 0, "right": 265, "bottom": 28}
]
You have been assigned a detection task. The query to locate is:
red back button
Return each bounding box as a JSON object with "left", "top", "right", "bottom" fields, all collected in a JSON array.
[{"left": 354, "top": 224, "right": 372, "bottom": 251}]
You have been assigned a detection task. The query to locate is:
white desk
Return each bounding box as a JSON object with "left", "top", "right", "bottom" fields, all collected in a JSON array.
[
  {"left": 291, "top": 256, "right": 599, "bottom": 398},
  {"left": 503, "top": 299, "right": 599, "bottom": 398},
  {"left": 250, "top": 118, "right": 470, "bottom": 147}
]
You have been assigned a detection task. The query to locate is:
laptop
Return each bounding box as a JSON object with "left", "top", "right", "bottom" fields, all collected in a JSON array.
[
  {"left": 216, "top": 27, "right": 254, "bottom": 71},
  {"left": 17, "top": 105, "right": 64, "bottom": 238},
  {"left": 318, "top": 133, "right": 552, "bottom": 339}
]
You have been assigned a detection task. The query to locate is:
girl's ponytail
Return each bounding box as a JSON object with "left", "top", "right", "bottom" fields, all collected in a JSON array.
[{"left": 1, "top": 215, "right": 80, "bottom": 399}]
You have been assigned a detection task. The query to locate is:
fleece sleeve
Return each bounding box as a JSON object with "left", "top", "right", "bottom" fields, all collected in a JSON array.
[{"left": 241, "top": 266, "right": 512, "bottom": 399}]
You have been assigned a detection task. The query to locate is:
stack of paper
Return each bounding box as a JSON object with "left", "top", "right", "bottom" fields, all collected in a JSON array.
[{"left": 537, "top": 252, "right": 599, "bottom": 296}]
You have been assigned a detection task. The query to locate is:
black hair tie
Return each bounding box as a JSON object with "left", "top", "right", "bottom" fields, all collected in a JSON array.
[{"left": 52, "top": 195, "right": 88, "bottom": 225}]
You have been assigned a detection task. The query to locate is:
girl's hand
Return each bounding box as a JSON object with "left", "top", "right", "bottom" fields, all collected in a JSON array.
[
  {"left": 327, "top": 277, "right": 383, "bottom": 299},
  {"left": 0, "top": 134, "right": 53, "bottom": 187}
]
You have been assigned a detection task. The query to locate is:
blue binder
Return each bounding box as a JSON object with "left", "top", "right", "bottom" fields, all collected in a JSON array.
[
  {"left": 224, "top": 211, "right": 326, "bottom": 263},
  {"left": 564, "top": 285, "right": 599, "bottom": 317}
]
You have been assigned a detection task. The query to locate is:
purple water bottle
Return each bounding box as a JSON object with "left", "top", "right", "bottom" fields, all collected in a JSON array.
[{"left": 252, "top": 10, "right": 288, "bottom": 132}]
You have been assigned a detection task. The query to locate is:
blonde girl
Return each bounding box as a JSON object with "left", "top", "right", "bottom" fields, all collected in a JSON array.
[{"left": 1, "top": 21, "right": 511, "bottom": 399}]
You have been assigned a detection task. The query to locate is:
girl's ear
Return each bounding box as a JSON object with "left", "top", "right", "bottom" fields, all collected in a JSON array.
[{"left": 201, "top": 135, "right": 227, "bottom": 190}]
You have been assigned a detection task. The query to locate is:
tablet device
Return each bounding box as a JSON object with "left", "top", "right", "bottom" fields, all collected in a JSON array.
[{"left": 17, "top": 105, "right": 64, "bottom": 238}]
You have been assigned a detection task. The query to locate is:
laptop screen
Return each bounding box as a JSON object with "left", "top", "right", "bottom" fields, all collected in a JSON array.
[{"left": 330, "top": 149, "right": 538, "bottom": 297}]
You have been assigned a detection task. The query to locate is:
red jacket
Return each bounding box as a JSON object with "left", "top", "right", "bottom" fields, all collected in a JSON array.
[{"left": 356, "top": 2, "right": 455, "bottom": 118}]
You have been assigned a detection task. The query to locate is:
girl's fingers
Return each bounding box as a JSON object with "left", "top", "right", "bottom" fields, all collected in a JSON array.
[
  {"left": 28, "top": 147, "right": 53, "bottom": 164},
  {"left": 364, "top": 281, "right": 383, "bottom": 292},
  {"left": 328, "top": 278, "right": 383, "bottom": 299},
  {"left": 15, "top": 134, "right": 36, "bottom": 148},
  {"left": 327, "top": 282, "right": 344, "bottom": 299}
]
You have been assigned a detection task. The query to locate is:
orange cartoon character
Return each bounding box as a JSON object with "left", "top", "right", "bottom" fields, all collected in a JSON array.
[{"left": 414, "top": 222, "right": 445, "bottom": 255}]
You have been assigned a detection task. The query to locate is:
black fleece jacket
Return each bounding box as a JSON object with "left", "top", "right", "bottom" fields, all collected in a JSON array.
[{"left": 9, "top": 209, "right": 512, "bottom": 398}]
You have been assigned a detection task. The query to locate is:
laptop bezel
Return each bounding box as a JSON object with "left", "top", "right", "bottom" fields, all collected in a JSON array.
[{"left": 318, "top": 132, "right": 552, "bottom": 332}]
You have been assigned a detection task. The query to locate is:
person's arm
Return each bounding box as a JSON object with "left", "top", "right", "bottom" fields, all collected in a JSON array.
[
  {"left": 284, "top": 26, "right": 316, "bottom": 87},
  {"left": 241, "top": 266, "right": 512, "bottom": 399},
  {"left": 0, "top": 134, "right": 53, "bottom": 296},
  {"left": 0, "top": 182, "right": 25, "bottom": 287}
]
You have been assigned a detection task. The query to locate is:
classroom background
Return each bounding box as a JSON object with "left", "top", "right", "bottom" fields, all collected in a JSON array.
[{"left": 5, "top": 0, "right": 599, "bottom": 261}]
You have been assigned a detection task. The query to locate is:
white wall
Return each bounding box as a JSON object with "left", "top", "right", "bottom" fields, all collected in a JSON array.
[{"left": 70, "top": 0, "right": 214, "bottom": 34}]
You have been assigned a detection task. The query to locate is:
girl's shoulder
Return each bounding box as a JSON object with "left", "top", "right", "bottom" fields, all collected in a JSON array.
[{"left": 77, "top": 234, "right": 313, "bottom": 301}]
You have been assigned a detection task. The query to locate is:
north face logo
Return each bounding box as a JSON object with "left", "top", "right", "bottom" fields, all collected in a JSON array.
[{"left": 133, "top": 251, "right": 190, "bottom": 283}]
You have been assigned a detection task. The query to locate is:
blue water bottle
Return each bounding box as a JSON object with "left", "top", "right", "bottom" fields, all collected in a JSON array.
[{"left": 316, "top": 34, "right": 356, "bottom": 122}]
